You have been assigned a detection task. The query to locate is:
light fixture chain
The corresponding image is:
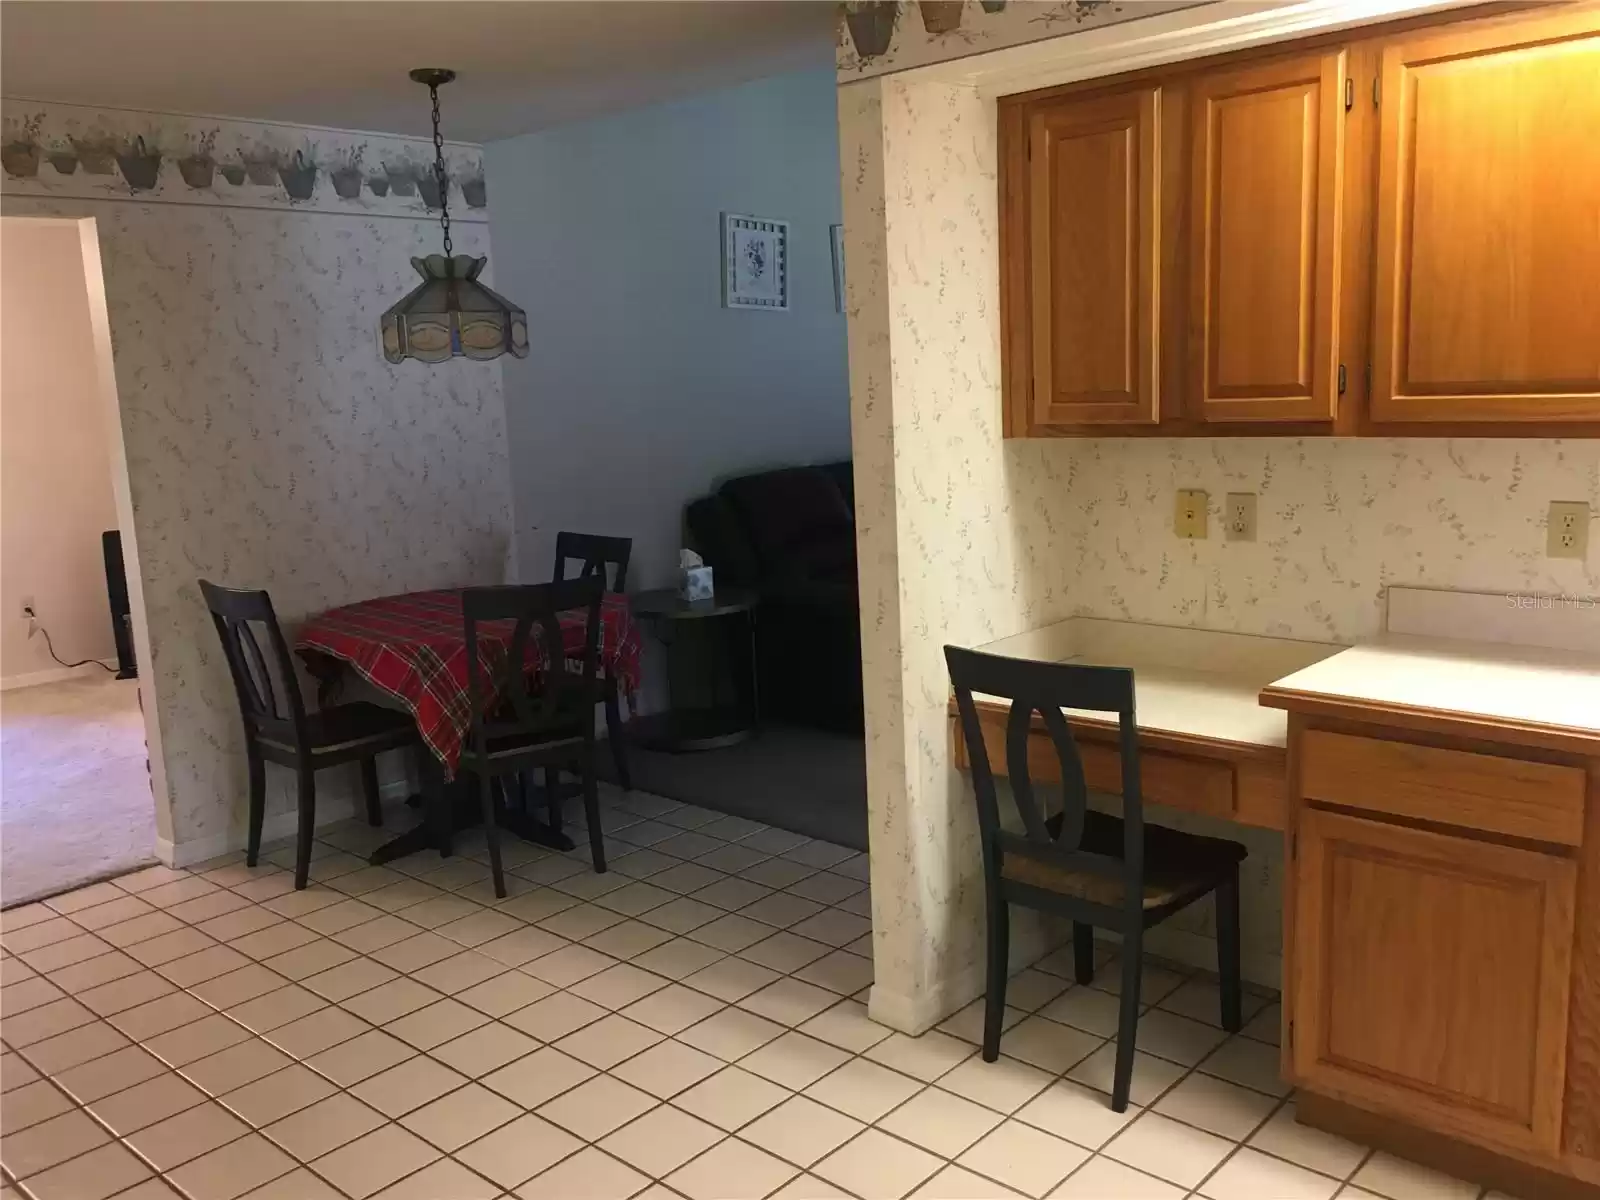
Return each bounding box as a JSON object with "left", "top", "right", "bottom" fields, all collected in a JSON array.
[{"left": 429, "top": 83, "right": 452, "bottom": 258}]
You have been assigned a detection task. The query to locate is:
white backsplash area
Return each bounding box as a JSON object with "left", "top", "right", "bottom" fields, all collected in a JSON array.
[
  {"left": 841, "top": 69, "right": 1600, "bottom": 1028},
  {"left": 1038, "top": 437, "right": 1599, "bottom": 642}
]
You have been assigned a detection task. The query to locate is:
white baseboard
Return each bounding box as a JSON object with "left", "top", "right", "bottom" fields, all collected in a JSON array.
[
  {"left": 869, "top": 914, "right": 1065, "bottom": 1035},
  {"left": 1, "top": 662, "right": 119, "bottom": 691},
  {"left": 157, "top": 777, "right": 412, "bottom": 869}
]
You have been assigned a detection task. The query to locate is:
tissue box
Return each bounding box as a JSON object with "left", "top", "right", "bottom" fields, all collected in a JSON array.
[{"left": 681, "top": 566, "right": 714, "bottom": 602}]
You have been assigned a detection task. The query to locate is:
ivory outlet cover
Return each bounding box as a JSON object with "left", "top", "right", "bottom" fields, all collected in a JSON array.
[
  {"left": 1547, "top": 501, "right": 1591, "bottom": 560},
  {"left": 1226, "top": 493, "right": 1257, "bottom": 542},
  {"left": 1175, "top": 489, "right": 1208, "bottom": 539}
]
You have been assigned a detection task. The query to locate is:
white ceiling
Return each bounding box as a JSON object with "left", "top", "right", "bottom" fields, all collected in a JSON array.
[{"left": 0, "top": 1, "right": 836, "bottom": 143}]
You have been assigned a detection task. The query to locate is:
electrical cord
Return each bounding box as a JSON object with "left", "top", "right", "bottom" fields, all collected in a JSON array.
[{"left": 35, "top": 621, "right": 117, "bottom": 674}]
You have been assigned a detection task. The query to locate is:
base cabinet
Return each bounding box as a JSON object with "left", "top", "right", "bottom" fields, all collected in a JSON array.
[{"left": 1292, "top": 806, "right": 1577, "bottom": 1156}]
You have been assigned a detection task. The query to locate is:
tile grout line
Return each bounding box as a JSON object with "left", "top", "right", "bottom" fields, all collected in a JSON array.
[
  {"left": 6, "top": 953, "right": 1286, "bottom": 1198},
  {"left": 4, "top": 795, "right": 1364, "bottom": 1200},
  {"left": 3, "top": 800, "right": 881, "bottom": 1196},
  {"left": 10, "top": 938, "right": 1294, "bottom": 1200}
]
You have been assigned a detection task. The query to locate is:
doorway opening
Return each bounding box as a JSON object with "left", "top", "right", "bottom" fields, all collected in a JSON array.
[{"left": 1, "top": 215, "right": 162, "bottom": 906}]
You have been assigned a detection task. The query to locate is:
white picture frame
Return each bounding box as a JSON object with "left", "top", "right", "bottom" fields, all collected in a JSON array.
[
  {"left": 722, "top": 213, "right": 789, "bottom": 310},
  {"left": 831, "top": 223, "right": 846, "bottom": 313}
]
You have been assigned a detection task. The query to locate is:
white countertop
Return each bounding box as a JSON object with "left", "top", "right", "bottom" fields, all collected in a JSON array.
[
  {"left": 1263, "top": 633, "right": 1600, "bottom": 737},
  {"left": 972, "top": 617, "right": 1343, "bottom": 749}
]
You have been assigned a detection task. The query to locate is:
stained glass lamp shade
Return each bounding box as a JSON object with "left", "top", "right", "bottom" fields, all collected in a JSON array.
[
  {"left": 380, "top": 68, "right": 528, "bottom": 365},
  {"left": 381, "top": 254, "right": 528, "bottom": 363}
]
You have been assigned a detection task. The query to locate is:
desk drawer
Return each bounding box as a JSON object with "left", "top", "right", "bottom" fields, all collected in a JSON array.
[
  {"left": 1299, "top": 730, "right": 1586, "bottom": 846},
  {"left": 952, "top": 714, "right": 1237, "bottom": 821}
]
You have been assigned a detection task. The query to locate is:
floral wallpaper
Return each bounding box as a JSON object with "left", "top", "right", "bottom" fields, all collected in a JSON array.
[
  {"left": 3, "top": 107, "right": 512, "bottom": 859},
  {"left": 837, "top": 0, "right": 1206, "bottom": 80},
  {"left": 2, "top": 101, "right": 489, "bottom": 220},
  {"left": 841, "top": 73, "right": 1600, "bottom": 1024}
]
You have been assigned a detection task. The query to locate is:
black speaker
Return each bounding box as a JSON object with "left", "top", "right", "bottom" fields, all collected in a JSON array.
[{"left": 102, "top": 529, "right": 137, "bottom": 680}]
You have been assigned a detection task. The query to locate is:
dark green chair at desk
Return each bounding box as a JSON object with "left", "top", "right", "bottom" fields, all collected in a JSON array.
[{"left": 946, "top": 645, "right": 1248, "bottom": 1112}]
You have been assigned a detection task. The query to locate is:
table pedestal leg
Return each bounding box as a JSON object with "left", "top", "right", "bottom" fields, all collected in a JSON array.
[{"left": 366, "top": 772, "right": 576, "bottom": 866}]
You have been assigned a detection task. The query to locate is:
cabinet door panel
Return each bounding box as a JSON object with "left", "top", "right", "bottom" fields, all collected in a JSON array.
[
  {"left": 1029, "top": 86, "right": 1160, "bottom": 425},
  {"left": 1293, "top": 807, "right": 1576, "bottom": 1155},
  {"left": 1191, "top": 52, "right": 1345, "bottom": 422},
  {"left": 1371, "top": 11, "right": 1600, "bottom": 422}
]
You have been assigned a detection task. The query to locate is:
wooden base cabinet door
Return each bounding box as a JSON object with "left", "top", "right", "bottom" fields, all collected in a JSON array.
[
  {"left": 1370, "top": 10, "right": 1600, "bottom": 423},
  {"left": 1027, "top": 85, "right": 1162, "bottom": 426},
  {"left": 1293, "top": 808, "right": 1577, "bottom": 1155},
  {"left": 1189, "top": 51, "right": 1346, "bottom": 423}
]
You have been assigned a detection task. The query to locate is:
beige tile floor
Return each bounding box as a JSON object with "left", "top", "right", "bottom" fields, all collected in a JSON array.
[{"left": 1, "top": 785, "right": 1506, "bottom": 1200}]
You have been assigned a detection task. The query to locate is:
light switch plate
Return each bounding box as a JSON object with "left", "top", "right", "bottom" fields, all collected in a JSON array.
[
  {"left": 1225, "top": 493, "right": 1257, "bottom": 542},
  {"left": 1175, "top": 489, "right": 1208, "bottom": 539},
  {"left": 1547, "top": 501, "right": 1591, "bottom": 560}
]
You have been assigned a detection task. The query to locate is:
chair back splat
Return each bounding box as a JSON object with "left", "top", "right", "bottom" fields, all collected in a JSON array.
[
  {"left": 199, "top": 579, "right": 309, "bottom": 752},
  {"left": 553, "top": 532, "right": 632, "bottom": 595},
  {"left": 946, "top": 645, "right": 1145, "bottom": 915}
]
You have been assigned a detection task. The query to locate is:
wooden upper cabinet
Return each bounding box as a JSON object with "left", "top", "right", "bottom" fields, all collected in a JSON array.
[
  {"left": 1189, "top": 51, "right": 1346, "bottom": 423},
  {"left": 1293, "top": 807, "right": 1577, "bottom": 1156},
  {"left": 1370, "top": 10, "right": 1600, "bottom": 423},
  {"left": 1027, "top": 85, "right": 1161, "bottom": 426}
]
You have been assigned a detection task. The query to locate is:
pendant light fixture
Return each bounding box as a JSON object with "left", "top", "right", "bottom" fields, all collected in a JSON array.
[{"left": 380, "top": 68, "right": 528, "bottom": 364}]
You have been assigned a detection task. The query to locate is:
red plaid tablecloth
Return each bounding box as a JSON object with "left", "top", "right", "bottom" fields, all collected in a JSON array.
[{"left": 295, "top": 588, "right": 641, "bottom": 774}]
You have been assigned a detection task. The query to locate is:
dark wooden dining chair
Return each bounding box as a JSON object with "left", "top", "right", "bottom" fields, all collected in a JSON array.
[
  {"left": 200, "top": 580, "right": 420, "bottom": 889},
  {"left": 946, "top": 645, "right": 1246, "bottom": 1112},
  {"left": 459, "top": 576, "right": 608, "bottom": 898},
  {"left": 553, "top": 531, "right": 634, "bottom": 789}
]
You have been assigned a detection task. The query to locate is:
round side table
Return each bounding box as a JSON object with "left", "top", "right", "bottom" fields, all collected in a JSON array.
[{"left": 628, "top": 588, "right": 760, "bottom": 752}]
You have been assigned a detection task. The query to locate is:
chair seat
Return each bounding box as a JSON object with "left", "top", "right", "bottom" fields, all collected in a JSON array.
[
  {"left": 259, "top": 701, "right": 417, "bottom": 757},
  {"left": 1001, "top": 810, "right": 1246, "bottom": 911}
]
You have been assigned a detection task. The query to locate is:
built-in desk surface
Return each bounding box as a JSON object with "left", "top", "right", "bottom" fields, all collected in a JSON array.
[{"left": 971, "top": 617, "right": 1344, "bottom": 750}]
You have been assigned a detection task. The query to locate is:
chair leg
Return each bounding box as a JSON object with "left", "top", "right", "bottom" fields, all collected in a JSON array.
[
  {"left": 359, "top": 757, "right": 383, "bottom": 827},
  {"left": 477, "top": 770, "right": 506, "bottom": 900},
  {"left": 582, "top": 754, "right": 607, "bottom": 874},
  {"left": 294, "top": 763, "right": 316, "bottom": 890},
  {"left": 245, "top": 746, "right": 266, "bottom": 867},
  {"left": 605, "top": 690, "right": 631, "bottom": 790},
  {"left": 982, "top": 877, "right": 1009, "bottom": 1063},
  {"left": 1111, "top": 927, "right": 1143, "bottom": 1112},
  {"left": 546, "top": 767, "right": 563, "bottom": 833},
  {"left": 1073, "top": 921, "right": 1095, "bottom": 984},
  {"left": 1216, "top": 868, "right": 1244, "bottom": 1032}
]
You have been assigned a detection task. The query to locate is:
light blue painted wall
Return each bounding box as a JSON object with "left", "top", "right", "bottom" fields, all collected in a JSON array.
[{"left": 487, "top": 66, "right": 850, "bottom": 593}]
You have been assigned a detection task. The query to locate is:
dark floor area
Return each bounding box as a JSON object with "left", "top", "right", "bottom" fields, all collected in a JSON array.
[{"left": 600, "top": 722, "right": 868, "bottom": 852}]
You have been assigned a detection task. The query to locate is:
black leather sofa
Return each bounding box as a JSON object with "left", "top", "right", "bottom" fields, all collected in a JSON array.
[{"left": 685, "top": 462, "right": 863, "bottom": 735}]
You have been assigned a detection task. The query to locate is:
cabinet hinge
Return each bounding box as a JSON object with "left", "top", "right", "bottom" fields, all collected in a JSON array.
[
  {"left": 1287, "top": 1018, "right": 1295, "bottom": 1050},
  {"left": 1337, "top": 364, "right": 1347, "bottom": 395},
  {"left": 1344, "top": 78, "right": 1354, "bottom": 112},
  {"left": 1364, "top": 363, "right": 1372, "bottom": 397},
  {"left": 1373, "top": 76, "right": 1381, "bottom": 108}
]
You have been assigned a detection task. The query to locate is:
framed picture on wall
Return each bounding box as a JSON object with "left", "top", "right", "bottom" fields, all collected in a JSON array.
[
  {"left": 722, "top": 213, "right": 789, "bottom": 310},
  {"left": 831, "top": 223, "right": 846, "bottom": 313}
]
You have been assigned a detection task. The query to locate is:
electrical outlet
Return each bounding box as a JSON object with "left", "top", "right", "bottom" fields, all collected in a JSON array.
[
  {"left": 1175, "top": 489, "right": 1208, "bottom": 539},
  {"left": 20, "top": 596, "right": 36, "bottom": 638},
  {"left": 1547, "top": 501, "right": 1591, "bottom": 560},
  {"left": 1226, "top": 493, "right": 1257, "bottom": 542}
]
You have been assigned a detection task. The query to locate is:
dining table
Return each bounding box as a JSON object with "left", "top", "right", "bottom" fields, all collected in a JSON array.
[{"left": 296, "top": 587, "right": 642, "bottom": 865}]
